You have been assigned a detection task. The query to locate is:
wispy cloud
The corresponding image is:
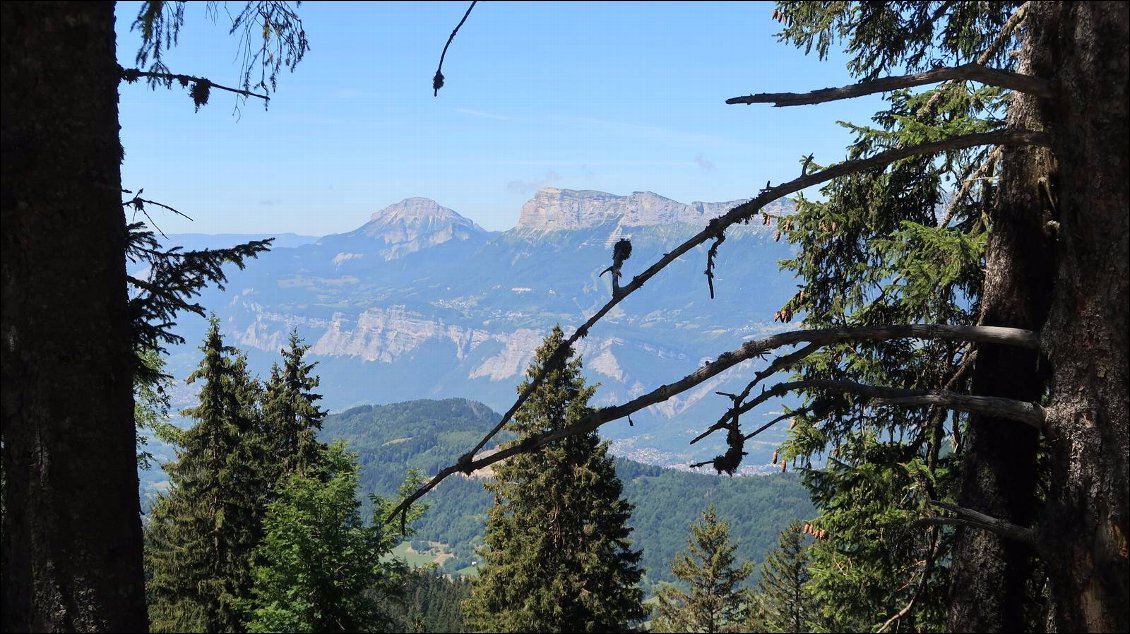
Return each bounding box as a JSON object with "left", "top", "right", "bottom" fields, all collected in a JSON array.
[
  {"left": 557, "top": 115, "right": 758, "bottom": 151},
  {"left": 258, "top": 199, "right": 280, "bottom": 206},
  {"left": 456, "top": 108, "right": 512, "bottom": 121},
  {"left": 507, "top": 169, "right": 561, "bottom": 194},
  {"left": 694, "top": 153, "right": 716, "bottom": 171}
]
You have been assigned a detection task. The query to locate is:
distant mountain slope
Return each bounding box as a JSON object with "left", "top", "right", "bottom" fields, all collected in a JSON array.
[
  {"left": 162, "top": 188, "right": 802, "bottom": 470},
  {"left": 321, "top": 398, "right": 813, "bottom": 590}
]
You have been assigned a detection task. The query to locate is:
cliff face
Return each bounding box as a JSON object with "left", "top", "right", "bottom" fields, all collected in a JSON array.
[
  {"left": 166, "top": 188, "right": 799, "bottom": 469},
  {"left": 516, "top": 187, "right": 746, "bottom": 231}
]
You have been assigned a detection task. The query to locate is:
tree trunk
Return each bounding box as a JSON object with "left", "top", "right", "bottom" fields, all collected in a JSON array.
[
  {"left": 952, "top": 3, "right": 1129, "bottom": 632},
  {"left": 949, "top": 7, "right": 1056, "bottom": 631},
  {"left": 1036, "top": 2, "right": 1129, "bottom": 631},
  {"left": 1, "top": 2, "right": 148, "bottom": 631}
]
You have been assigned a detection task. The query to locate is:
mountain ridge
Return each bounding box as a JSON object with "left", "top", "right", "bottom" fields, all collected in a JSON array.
[{"left": 160, "top": 187, "right": 801, "bottom": 471}]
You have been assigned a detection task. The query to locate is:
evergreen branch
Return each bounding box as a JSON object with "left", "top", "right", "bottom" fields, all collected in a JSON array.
[
  {"left": 878, "top": 518, "right": 945, "bottom": 633},
  {"left": 387, "top": 324, "right": 1040, "bottom": 524},
  {"left": 914, "top": 500, "right": 1040, "bottom": 549},
  {"left": 453, "top": 129, "right": 1047, "bottom": 478},
  {"left": 119, "top": 66, "right": 270, "bottom": 102},
  {"left": 725, "top": 63, "right": 1051, "bottom": 107},
  {"left": 433, "top": 1, "right": 477, "bottom": 96},
  {"left": 915, "top": 4, "right": 1029, "bottom": 119}
]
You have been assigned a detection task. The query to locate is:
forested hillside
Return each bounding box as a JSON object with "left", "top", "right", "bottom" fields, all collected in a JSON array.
[{"left": 321, "top": 398, "right": 812, "bottom": 589}]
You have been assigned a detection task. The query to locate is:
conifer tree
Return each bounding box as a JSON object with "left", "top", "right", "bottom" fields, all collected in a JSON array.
[
  {"left": 463, "top": 326, "right": 645, "bottom": 633},
  {"left": 652, "top": 505, "right": 754, "bottom": 634},
  {"left": 766, "top": 4, "right": 1027, "bottom": 630},
  {"left": 749, "top": 521, "right": 815, "bottom": 634},
  {"left": 260, "top": 330, "right": 328, "bottom": 482},
  {"left": 145, "top": 317, "right": 267, "bottom": 633},
  {"left": 245, "top": 442, "right": 416, "bottom": 634}
]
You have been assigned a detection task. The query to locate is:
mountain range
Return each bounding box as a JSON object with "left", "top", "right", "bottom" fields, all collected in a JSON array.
[{"left": 160, "top": 187, "right": 800, "bottom": 470}]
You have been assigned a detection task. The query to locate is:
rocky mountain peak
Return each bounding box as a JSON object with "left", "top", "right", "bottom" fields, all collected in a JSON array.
[
  {"left": 329, "top": 197, "right": 487, "bottom": 260},
  {"left": 367, "top": 197, "right": 484, "bottom": 232},
  {"left": 515, "top": 187, "right": 749, "bottom": 232}
]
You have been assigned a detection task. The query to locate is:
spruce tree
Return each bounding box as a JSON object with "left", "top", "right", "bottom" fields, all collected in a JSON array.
[
  {"left": 749, "top": 521, "right": 815, "bottom": 633},
  {"left": 652, "top": 505, "right": 754, "bottom": 633},
  {"left": 464, "top": 325, "right": 645, "bottom": 632},
  {"left": 245, "top": 442, "right": 414, "bottom": 634},
  {"left": 145, "top": 317, "right": 267, "bottom": 633},
  {"left": 260, "top": 330, "right": 328, "bottom": 482},
  {"left": 767, "top": 3, "right": 1022, "bottom": 630}
]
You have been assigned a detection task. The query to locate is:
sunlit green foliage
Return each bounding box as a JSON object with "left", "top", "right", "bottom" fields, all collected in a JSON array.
[
  {"left": 749, "top": 521, "right": 817, "bottom": 634},
  {"left": 464, "top": 326, "right": 646, "bottom": 632},
  {"left": 145, "top": 317, "right": 266, "bottom": 633},
  {"left": 651, "top": 505, "right": 755, "bottom": 633},
  {"left": 135, "top": 347, "right": 180, "bottom": 469},
  {"left": 244, "top": 443, "right": 422, "bottom": 633},
  {"left": 261, "top": 330, "right": 328, "bottom": 481},
  {"left": 764, "top": 2, "right": 1026, "bottom": 630}
]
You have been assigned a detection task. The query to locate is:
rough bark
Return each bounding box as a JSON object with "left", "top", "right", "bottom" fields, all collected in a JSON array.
[
  {"left": 1038, "top": 3, "right": 1129, "bottom": 631},
  {"left": 1, "top": 2, "right": 148, "bottom": 631},
  {"left": 952, "top": 3, "right": 1130, "bottom": 632},
  {"left": 949, "top": 6, "right": 1056, "bottom": 630}
]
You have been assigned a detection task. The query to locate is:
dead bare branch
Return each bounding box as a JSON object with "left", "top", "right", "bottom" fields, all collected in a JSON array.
[
  {"left": 386, "top": 324, "right": 1040, "bottom": 524},
  {"left": 726, "top": 63, "right": 1051, "bottom": 107},
  {"left": 913, "top": 499, "right": 1040, "bottom": 549},
  {"left": 447, "top": 128, "right": 1049, "bottom": 489}
]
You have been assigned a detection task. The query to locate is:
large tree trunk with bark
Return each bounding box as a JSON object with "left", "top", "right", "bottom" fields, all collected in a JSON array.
[
  {"left": 1036, "top": 2, "right": 1129, "bottom": 631},
  {"left": 1, "top": 2, "right": 148, "bottom": 631},
  {"left": 953, "top": 3, "right": 1129, "bottom": 632},
  {"left": 949, "top": 5, "right": 1056, "bottom": 631}
]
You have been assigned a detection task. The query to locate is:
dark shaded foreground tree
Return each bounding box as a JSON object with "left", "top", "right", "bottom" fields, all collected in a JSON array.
[
  {"left": 463, "top": 326, "right": 646, "bottom": 633},
  {"left": 1, "top": 3, "right": 147, "bottom": 630},
  {"left": 396, "top": 3, "right": 1127, "bottom": 632},
  {"left": 3, "top": 2, "right": 307, "bottom": 629},
  {"left": 651, "top": 505, "right": 754, "bottom": 634}
]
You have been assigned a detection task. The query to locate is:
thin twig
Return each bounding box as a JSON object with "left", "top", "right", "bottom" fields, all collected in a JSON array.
[
  {"left": 914, "top": 3, "right": 1030, "bottom": 119},
  {"left": 119, "top": 66, "right": 270, "bottom": 102},
  {"left": 876, "top": 525, "right": 941, "bottom": 633},
  {"left": 710, "top": 377, "right": 1045, "bottom": 443},
  {"left": 433, "top": 1, "right": 477, "bottom": 96},
  {"left": 938, "top": 147, "right": 1001, "bottom": 227}
]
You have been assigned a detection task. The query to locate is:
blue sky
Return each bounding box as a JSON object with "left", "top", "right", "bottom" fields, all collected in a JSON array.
[{"left": 116, "top": 1, "right": 883, "bottom": 235}]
